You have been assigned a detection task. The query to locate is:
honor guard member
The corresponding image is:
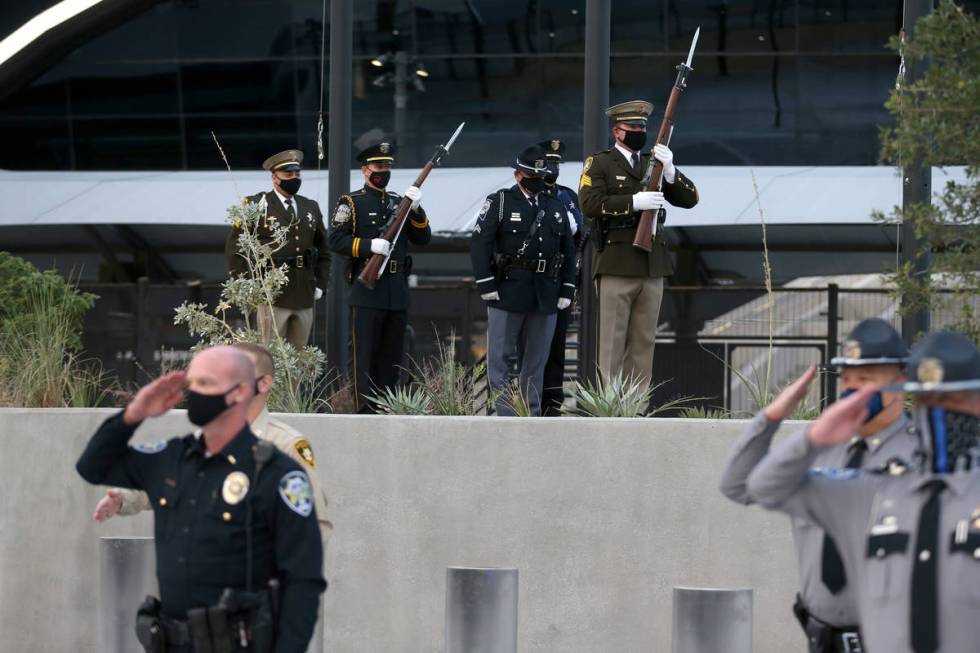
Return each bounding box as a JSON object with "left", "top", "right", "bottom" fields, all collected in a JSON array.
[
  {"left": 327, "top": 140, "right": 431, "bottom": 413},
  {"left": 578, "top": 100, "right": 699, "bottom": 388},
  {"left": 225, "top": 149, "right": 330, "bottom": 350},
  {"left": 470, "top": 145, "right": 577, "bottom": 416},
  {"left": 76, "top": 346, "right": 326, "bottom": 653},
  {"left": 720, "top": 318, "right": 915, "bottom": 653},
  {"left": 746, "top": 331, "right": 980, "bottom": 653},
  {"left": 538, "top": 139, "right": 586, "bottom": 416}
]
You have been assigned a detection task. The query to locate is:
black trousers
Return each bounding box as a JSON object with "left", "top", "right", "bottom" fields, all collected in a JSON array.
[
  {"left": 541, "top": 305, "right": 571, "bottom": 416},
  {"left": 351, "top": 306, "right": 408, "bottom": 413}
]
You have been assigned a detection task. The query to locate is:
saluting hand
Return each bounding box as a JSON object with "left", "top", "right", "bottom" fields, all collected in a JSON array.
[
  {"left": 763, "top": 365, "right": 817, "bottom": 422},
  {"left": 807, "top": 385, "right": 876, "bottom": 448},
  {"left": 123, "top": 371, "right": 186, "bottom": 426}
]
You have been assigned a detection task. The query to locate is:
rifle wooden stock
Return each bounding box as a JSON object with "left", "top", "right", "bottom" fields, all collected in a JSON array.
[
  {"left": 632, "top": 66, "right": 689, "bottom": 251},
  {"left": 356, "top": 162, "right": 434, "bottom": 289}
]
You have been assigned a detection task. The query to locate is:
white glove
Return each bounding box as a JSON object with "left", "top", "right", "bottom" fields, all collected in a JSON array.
[
  {"left": 557, "top": 297, "right": 572, "bottom": 310},
  {"left": 370, "top": 238, "right": 391, "bottom": 256},
  {"left": 567, "top": 211, "right": 578, "bottom": 235},
  {"left": 314, "top": 287, "right": 323, "bottom": 300},
  {"left": 631, "top": 191, "right": 665, "bottom": 211},
  {"left": 480, "top": 291, "right": 501, "bottom": 301},
  {"left": 653, "top": 144, "right": 676, "bottom": 183},
  {"left": 404, "top": 185, "right": 422, "bottom": 210}
]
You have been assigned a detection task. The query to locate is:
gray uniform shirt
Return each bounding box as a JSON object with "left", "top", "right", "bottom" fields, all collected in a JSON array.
[
  {"left": 746, "top": 425, "right": 980, "bottom": 653},
  {"left": 721, "top": 412, "right": 918, "bottom": 628},
  {"left": 720, "top": 412, "right": 916, "bottom": 626}
]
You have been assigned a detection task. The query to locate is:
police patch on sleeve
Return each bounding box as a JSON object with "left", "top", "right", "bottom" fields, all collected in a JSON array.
[
  {"left": 278, "top": 470, "right": 314, "bottom": 517},
  {"left": 477, "top": 199, "right": 491, "bottom": 221},
  {"left": 294, "top": 438, "right": 316, "bottom": 468},
  {"left": 332, "top": 203, "right": 351, "bottom": 224},
  {"left": 132, "top": 440, "right": 167, "bottom": 454}
]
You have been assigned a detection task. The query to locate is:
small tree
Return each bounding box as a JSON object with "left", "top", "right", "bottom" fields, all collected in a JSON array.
[
  {"left": 877, "top": 0, "right": 980, "bottom": 342},
  {"left": 174, "top": 196, "right": 328, "bottom": 412}
]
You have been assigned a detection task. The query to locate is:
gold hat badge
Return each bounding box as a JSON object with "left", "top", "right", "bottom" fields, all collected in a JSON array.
[
  {"left": 917, "top": 357, "right": 945, "bottom": 384},
  {"left": 843, "top": 340, "right": 862, "bottom": 360}
]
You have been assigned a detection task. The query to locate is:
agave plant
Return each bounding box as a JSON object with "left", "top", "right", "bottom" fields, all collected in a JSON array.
[
  {"left": 563, "top": 372, "right": 702, "bottom": 418},
  {"left": 369, "top": 384, "right": 432, "bottom": 415}
]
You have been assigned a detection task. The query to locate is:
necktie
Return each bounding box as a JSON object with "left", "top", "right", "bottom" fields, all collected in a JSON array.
[
  {"left": 630, "top": 152, "right": 639, "bottom": 172},
  {"left": 820, "top": 439, "right": 868, "bottom": 593},
  {"left": 285, "top": 198, "right": 296, "bottom": 222},
  {"left": 910, "top": 479, "right": 946, "bottom": 653}
]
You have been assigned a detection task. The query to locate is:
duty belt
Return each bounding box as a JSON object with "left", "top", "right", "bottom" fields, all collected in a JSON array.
[
  {"left": 274, "top": 247, "right": 318, "bottom": 269},
  {"left": 386, "top": 259, "right": 403, "bottom": 274},
  {"left": 502, "top": 255, "right": 559, "bottom": 275},
  {"left": 793, "top": 595, "right": 863, "bottom": 653}
]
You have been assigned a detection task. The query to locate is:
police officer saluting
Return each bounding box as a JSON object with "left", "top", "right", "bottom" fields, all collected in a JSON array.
[
  {"left": 720, "top": 318, "right": 916, "bottom": 653},
  {"left": 538, "top": 139, "right": 586, "bottom": 415},
  {"left": 746, "top": 330, "right": 980, "bottom": 653},
  {"left": 327, "top": 139, "right": 431, "bottom": 413},
  {"left": 578, "top": 101, "right": 698, "bottom": 388},
  {"left": 225, "top": 150, "right": 330, "bottom": 350},
  {"left": 471, "top": 145, "right": 576, "bottom": 416},
  {"left": 76, "top": 346, "right": 325, "bottom": 652}
]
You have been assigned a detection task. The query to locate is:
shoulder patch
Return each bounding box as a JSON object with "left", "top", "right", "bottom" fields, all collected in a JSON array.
[
  {"left": 582, "top": 155, "right": 593, "bottom": 174},
  {"left": 579, "top": 174, "right": 592, "bottom": 189},
  {"left": 293, "top": 438, "right": 316, "bottom": 468},
  {"left": 278, "top": 470, "right": 314, "bottom": 517},
  {"left": 332, "top": 202, "right": 351, "bottom": 224},
  {"left": 477, "top": 198, "right": 492, "bottom": 221},
  {"left": 132, "top": 440, "right": 167, "bottom": 454}
]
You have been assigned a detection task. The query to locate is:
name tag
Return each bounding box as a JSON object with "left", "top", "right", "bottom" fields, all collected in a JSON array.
[
  {"left": 870, "top": 522, "right": 899, "bottom": 536},
  {"left": 510, "top": 212, "right": 522, "bottom": 221},
  {"left": 615, "top": 175, "right": 626, "bottom": 181},
  {"left": 368, "top": 212, "right": 377, "bottom": 216}
]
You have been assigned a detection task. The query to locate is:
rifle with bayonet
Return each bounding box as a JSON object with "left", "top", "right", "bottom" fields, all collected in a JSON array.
[
  {"left": 357, "top": 122, "right": 465, "bottom": 288},
  {"left": 633, "top": 27, "right": 699, "bottom": 251}
]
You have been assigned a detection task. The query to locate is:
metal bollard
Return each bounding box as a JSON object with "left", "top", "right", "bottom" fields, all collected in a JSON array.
[
  {"left": 671, "top": 586, "right": 752, "bottom": 653},
  {"left": 445, "top": 567, "right": 518, "bottom": 653},
  {"left": 99, "top": 536, "right": 157, "bottom": 653}
]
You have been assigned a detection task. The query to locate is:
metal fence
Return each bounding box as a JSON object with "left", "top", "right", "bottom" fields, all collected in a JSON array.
[{"left": 77, "top": 280, "right": 976, "bottom": 413}]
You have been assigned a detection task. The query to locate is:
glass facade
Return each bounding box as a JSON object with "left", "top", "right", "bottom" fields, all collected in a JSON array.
[{"left": 3, "top": 0, "right": 978, "bottom": 170}]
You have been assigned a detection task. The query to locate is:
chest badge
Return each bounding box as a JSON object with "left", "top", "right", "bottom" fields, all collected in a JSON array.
[{"left": 222, "top": 471, "right": 250, "bottom": 505}]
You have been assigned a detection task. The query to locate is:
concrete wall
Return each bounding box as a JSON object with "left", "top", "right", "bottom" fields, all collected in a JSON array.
[{"left": 0, "top": 409, "right": 807, "bottom": 652}]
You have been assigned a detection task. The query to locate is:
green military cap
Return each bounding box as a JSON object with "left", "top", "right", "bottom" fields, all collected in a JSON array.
[
  {"left": 262, "top": 149, "right": 303, "bottom": 172},
  {"left": 606, "top": 100, "right": 654, "bottom": 125}
]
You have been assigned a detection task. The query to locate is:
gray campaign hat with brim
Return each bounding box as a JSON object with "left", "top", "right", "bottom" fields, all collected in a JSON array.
[
  {"left": 829, "top": 318, "right": 909, "bottom": 367},
  {"left": 883, "top": 331, "right": 980, "bottom": 393}
]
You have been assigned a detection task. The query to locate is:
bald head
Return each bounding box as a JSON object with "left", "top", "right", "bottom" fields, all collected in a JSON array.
[{"left": 187, "top": 346, "right": 256, "bottom": 395}]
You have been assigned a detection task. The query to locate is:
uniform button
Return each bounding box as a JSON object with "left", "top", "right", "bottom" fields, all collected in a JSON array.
[
  {"left": 222, "top": 512, "right": 231, "bottom": 521},
  {"left": 974, "top": 548, "right": 980, "bottom": 559},
  {"left": 871, "top": 438, "right": 881, "bottom": 447},
  {"left": 227, "top": 455, "right": 237, "bottom": 465},
  {"left": 159, "top": 498, "right": 167, "bottom": 506},
  {"left": 876, "top": 548, "right": 886, "bottom": 558},
  {"left": 918, "top": 550, "right": 931, "bottom": 562},
  {"left": 538, "top": 237, "right": 542, "bottom": 241}
]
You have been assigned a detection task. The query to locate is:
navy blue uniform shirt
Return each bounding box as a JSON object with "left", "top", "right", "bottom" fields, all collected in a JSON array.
[{"left": 76, "top": 412, "right": 326, "bottom": 653}]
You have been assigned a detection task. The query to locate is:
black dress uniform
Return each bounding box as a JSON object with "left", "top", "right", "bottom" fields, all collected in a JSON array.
[
  {"left": 225, "top": 149, "right": 330, "bottom": 350},
  {"left": 76, "top": 413, "right": 326, "bottom": 652},
  {"left": 537, "top": 139, "right": 586, "bottom": 416},
  {"left": 326, "top": 141, "right": 431, "bottom": 413},
  {"left": 471, "top": 145, "right": 576, "bottom": 416}
]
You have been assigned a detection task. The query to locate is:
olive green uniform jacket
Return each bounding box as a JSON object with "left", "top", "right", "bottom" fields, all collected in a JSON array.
[
  {"left": 225, "top": 191, "right": 330, "bottom": 310},
  {"left": 578, "top": 148, "right": 699, "bottom": 278}
]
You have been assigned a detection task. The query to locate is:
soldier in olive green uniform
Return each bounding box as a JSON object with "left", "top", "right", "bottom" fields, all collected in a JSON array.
[
  {"left": 225, "top": 149, "right": 331, "bottom": 350},
  {"left": 578, "top": 101, "right": 699, "bottom": 387}
]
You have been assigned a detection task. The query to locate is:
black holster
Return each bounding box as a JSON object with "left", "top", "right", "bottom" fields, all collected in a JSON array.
[
  {"left": 135, "top": 596, "right": 165, "bottom": 653},
  {"left": 180, "top": 588, "right": 275, "bottom": 653}
]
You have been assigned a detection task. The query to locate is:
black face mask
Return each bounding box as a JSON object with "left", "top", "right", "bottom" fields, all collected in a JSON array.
[
  {"left": 278, "top": 177, "right": 302, "bottom": 196},
  {"left": 520, "top": 176, "right": 547, "bottom": 195},
  {"left": 369, "top": 170, "right": 391, "bottom": 189},
  {"left": 620, "top": 129, "right": 647, "bottom": 152},
  {"left": 186, "top": 386, "right": 237, "bottom": 426},
  {"left": 543, "top": 171, "right": 559, "bottom": 186}
]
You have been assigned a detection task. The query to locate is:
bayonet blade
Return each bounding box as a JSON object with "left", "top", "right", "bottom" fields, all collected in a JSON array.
[
  {"left": 444, "top": 122, "right": 465, "bottom": 152},
  {"left": 685, "top": 27, "right": 700, "bottom": 68}
]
